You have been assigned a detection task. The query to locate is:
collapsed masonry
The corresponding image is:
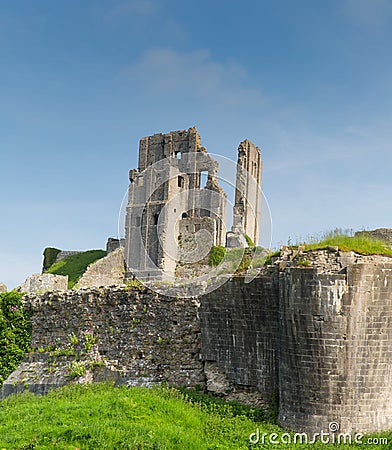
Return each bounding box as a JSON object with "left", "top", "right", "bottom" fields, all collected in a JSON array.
[{"left": 124, "top": 127, "right": 262, "bottom": 279}]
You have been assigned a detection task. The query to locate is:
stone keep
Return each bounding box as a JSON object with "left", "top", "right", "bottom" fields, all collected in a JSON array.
[
  {"left": 124, "top": 127, "right": 263, "bottom": 278},
  {"left": 125, "top": 127, "right": 227, "bottom": 279}
]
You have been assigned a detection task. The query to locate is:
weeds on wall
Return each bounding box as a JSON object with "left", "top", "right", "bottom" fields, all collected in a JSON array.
[
  {"left": 42, "top": 247, "right": 61, "bottom": 271},
  {"left": 0, "top": 291, "right": 32, "bottom": 385},
  {"left": 294, "top": 229, "right": 392, "bottom": 256},
  {"left": 209, "top": 245, "right": 227, "bottom": 267}
]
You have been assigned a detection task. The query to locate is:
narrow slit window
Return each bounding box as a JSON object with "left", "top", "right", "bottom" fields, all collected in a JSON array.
[{"left": 200, "top": 171, "right": 208, "bottom": 188}]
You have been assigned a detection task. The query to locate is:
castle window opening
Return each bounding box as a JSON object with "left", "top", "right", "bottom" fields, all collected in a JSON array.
[
  {"left": 154, "top": 213, "right": 159, "bottom": 225},
  {"left": 200, "top": 171, "right": 208, "bottom": 188},
  {"left": 182, "top": 212, "right": 188, "bottom": 219},
  {"left": 178, "top": 176, "right": 185, "bottom": 188},
  {"left": 175, "top": 151, "right": 182, "bottom": 160}
]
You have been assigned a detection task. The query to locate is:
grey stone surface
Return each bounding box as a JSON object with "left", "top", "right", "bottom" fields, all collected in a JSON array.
[
  {"left": 125, "top": 127, "right": 228, "bottom": 280},
  {"left": 20, "top": 273, "right": 68, "bottom": 293},
  {"left": 0, "top": 283, "right": 6, "bottom": 293},
  {"left": 17, "top": 285, "right": 204, "bottom": 394},
  {"left": 201, "top": 272, "right": 279, "bottom": 407},
  {"left": 278, "top": 264, "right": 392, "bottom": 434},
  {"left": 76, "top": 248, "right": 125, "bottom": 288},
  {"left": 106, "top": 237, "right": 125, "bottom": 253},
  {"left": 124, "top": 127, "right": 262, "bottom": 278},
  {"left": 225, "top": 231, "right": 248, "bottom": 248},
  {"left": 55, "top": 251, "right": 81, "bottom": 263},
  {"left": 231, "top": 139, "right": 262, "bottom": 246},
  {"left": 355, "top": 228, "right": 392, "bottom": 245}
]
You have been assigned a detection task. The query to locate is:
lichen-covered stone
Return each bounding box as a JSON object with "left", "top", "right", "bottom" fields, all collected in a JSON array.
[
  {"left": 20, "top": 273, "right": 68, "bottom": 293},
  {"left": 76, "top": 248, "right": 125, "bottom": 288}
]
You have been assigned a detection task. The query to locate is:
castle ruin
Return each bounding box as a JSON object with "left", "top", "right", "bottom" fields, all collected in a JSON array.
[{"left": 125, "top": 127, "right": 262, "bottom": 278}]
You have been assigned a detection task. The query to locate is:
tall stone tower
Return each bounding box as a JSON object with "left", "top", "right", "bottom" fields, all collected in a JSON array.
[
  {"left": 227, "top": 139, "right": 262, "bottom": 247},
  {"left": 125, "top": 127, "right": 227, "bottom": 279}
]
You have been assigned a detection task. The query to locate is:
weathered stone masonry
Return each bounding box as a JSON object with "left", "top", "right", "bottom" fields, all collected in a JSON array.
[
  {"left": 279, "top": 264, "right": 392, "bottom": 434},
  {"left": 200, "top": 272, "right": 279, "bottom": 404},
  {"left": 23, "top": 286, "right": 204, "bottom": 388},
  {"left": 3, "top": 254, "right": 392, "bottom": 435}
]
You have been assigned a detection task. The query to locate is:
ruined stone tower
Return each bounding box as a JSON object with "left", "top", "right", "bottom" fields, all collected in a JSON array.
[
  {"left": 125, "top": 127, "right": 227, "bottom": 279},
  {"left": 227, "top": 139, "right": 262, "bottom": 247}
]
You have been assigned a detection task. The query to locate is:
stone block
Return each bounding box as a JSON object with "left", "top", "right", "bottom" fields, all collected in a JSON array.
[
  {"left": 76, "top": 248, "right": 125, "bottom": 288},
  {"left": 20, "top": 273, "right": 68, "bottom": 293}
]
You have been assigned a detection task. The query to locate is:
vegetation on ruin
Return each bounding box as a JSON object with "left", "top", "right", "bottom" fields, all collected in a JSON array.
[
  {"left": 244, "top": 233, "right": 255, "bottom": 247},
  {"left": 0, "top": 383, "right": 389, "bottom": 449},
  {"left": 125, "top": 277, "right": 144, "bottom": 290},
  {"left": 45, "top": 250, "right": 107, "bottom": 288},
  {"left": 209, "top": 245, "right": 227, "bottom": 266},
  {"left": 0, "top": 291, "right": 32, "bottom": 385},
  {"left": 299, "top": 229, "right": 392, "bottom": 256},
  {"left": 42, "top": 247, "right": 61, "bottom": 271}
]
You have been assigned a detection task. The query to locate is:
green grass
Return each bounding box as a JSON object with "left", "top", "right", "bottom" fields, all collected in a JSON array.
[
  {"left": 42, "top": 247, "right": 61, "bottom": 271},
  {"left": 209, "top": 246, "right": 226, "bottom": 267},
  {"left": 45, "top": 250, "right": 107, "bottom": 288},
  {"left": 0, "top": 292, "right": 32, "bottom": 385},
  {"left": 301, "top": 230, "right": 392, "bottom": 255},
  {"left": 0, "top": 383, "right": 389, "bottom": 449}
]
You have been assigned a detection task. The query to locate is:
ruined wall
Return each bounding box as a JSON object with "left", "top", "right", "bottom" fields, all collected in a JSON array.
[
  {"left": 355, "top": 228, "right": 392, "bottom": 245},
  {"left": 24, "top": 286, "right": 204, "bottom": 388},
  {"left": 20, "top": 273, "right": 68, "bottom": 293},
  {"left": 200, "top": 272, "right": 279, "bottom": 405},
  {"left": 125, "top": 128, "right": 227, "bottom": 279},
  {"left": 279, "top": 264, "right": 392, "bottom": 434},
  {"left": 77, "top": 248, "right": 125, "bottom": 288},
  {"left": 232, "top": 139, "right": 262, "bottom": 246},
  {"left": 55, "top": 251, "right": 81, "bottom": 263},
  {"left": 4, "top": 254, "right": 392, "bottom": 434}
]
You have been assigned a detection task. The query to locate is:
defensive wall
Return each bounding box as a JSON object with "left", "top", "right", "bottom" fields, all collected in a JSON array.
[{"left": 2, "top": 250, "right": 392, "bottom": 434}]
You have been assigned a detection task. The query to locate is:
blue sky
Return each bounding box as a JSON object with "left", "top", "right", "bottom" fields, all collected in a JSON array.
[{"left": 1, "top": 0, "right": 392, "bottom": 288}]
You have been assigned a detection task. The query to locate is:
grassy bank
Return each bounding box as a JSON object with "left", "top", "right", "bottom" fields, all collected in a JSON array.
[
  {"left": 0, "top": 383, "right": 389, "bottom": 449},
  {"left": 295, "top": 229, "right": 392, "bottom": 256},
  {"left": 45, "top": 250, "right": 106, "bottom": 288}
]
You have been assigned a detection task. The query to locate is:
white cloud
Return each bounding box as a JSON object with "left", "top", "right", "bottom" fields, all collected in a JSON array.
[{"left": 123, "top": 48, "right": 264, "bottom": 109}]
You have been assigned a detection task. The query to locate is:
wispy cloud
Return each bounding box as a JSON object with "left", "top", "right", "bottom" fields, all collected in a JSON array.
[
  {"left": 123, "top": 48, "right": 264, "bottom": 109},
  {"left": 342, "top": 0, "right": 392, "bottom": 29}
]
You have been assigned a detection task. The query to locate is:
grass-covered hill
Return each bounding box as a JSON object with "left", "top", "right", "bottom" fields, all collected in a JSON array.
[
  {"left": 45, "top": 250, "right": 107, "bottom": 288},
  {"left": 0, "top": 383, "right": 389, "bottom": 449},
  {"left": 300, "top": 230, "right": 392, "bottom": 255}
]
